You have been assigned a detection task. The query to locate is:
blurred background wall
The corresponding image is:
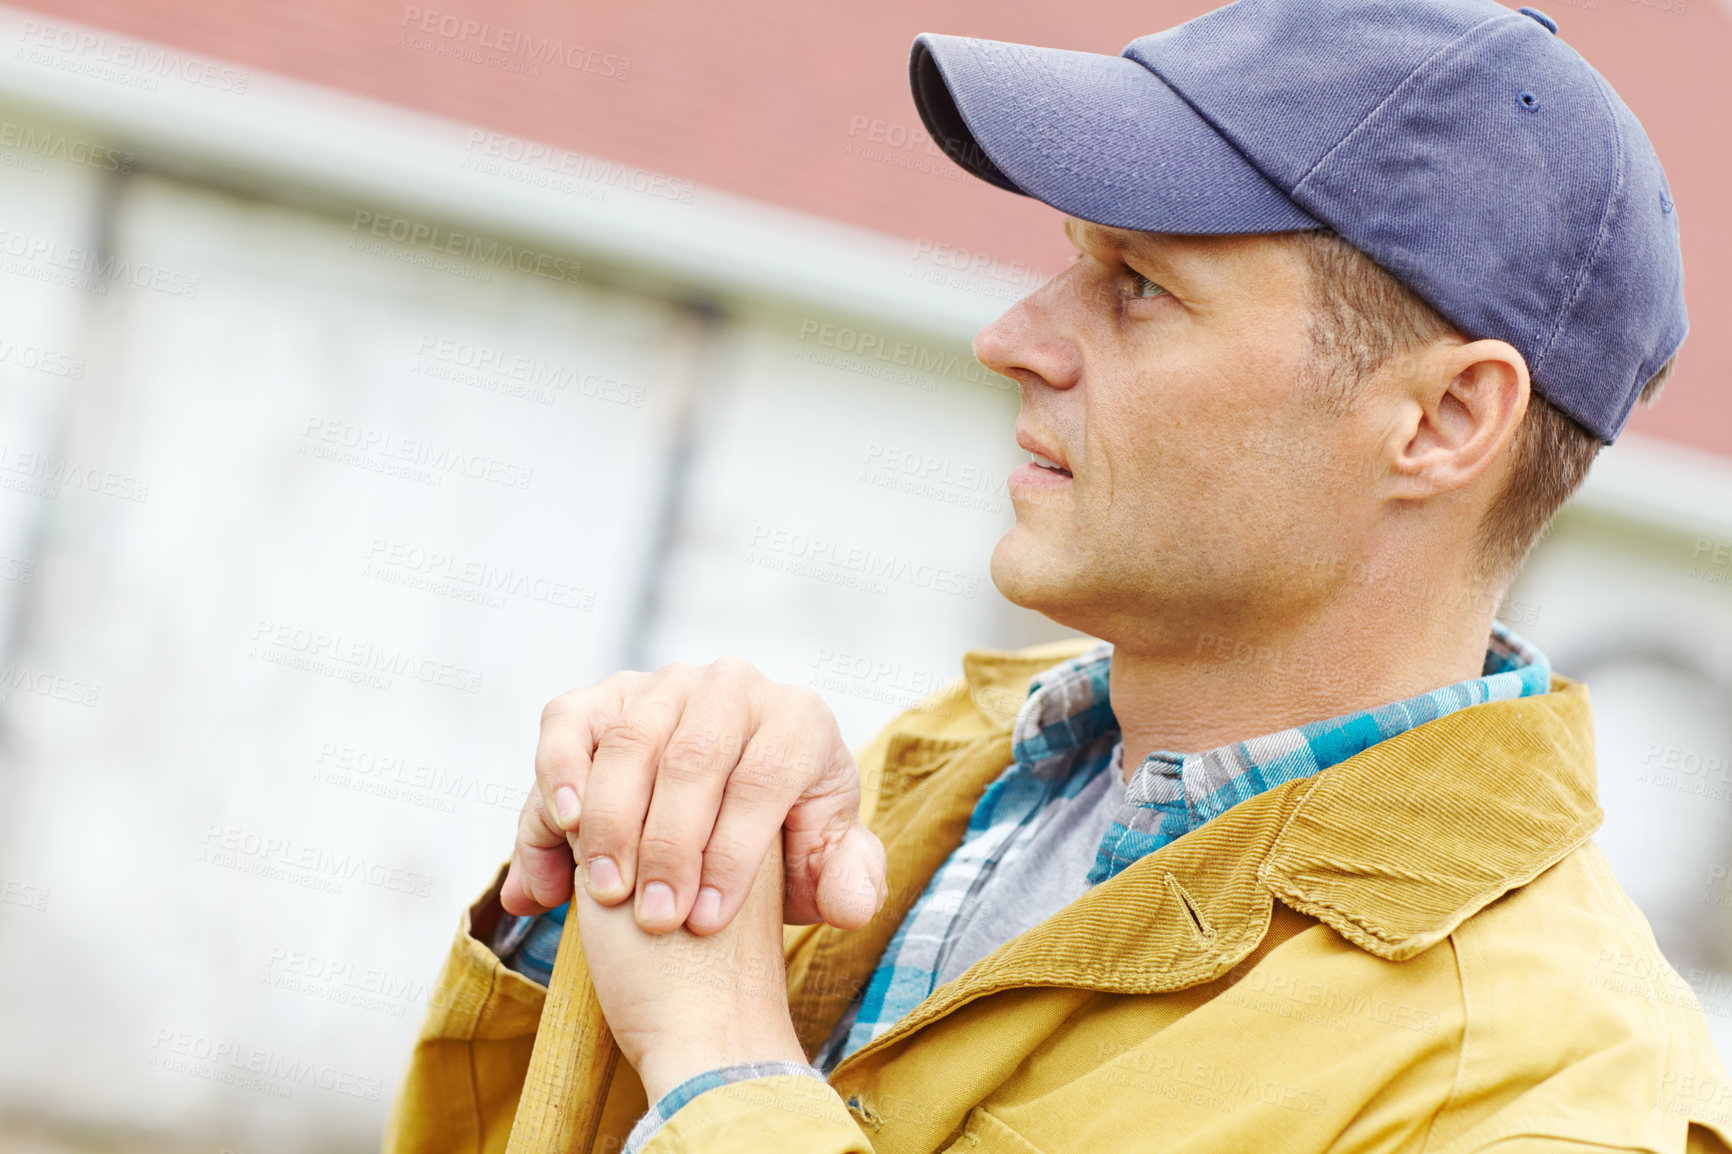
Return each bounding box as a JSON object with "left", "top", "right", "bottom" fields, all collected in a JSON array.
[{"left": 0, "top": 1, "right": 1727, "bottom": 1150}]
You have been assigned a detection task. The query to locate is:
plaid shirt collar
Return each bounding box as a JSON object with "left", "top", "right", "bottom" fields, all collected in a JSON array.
[
  {"left": 1010, "top": 622, "right": 1552, "bottom": 882},
  {"left": 820, "top": 623, "right": 1551, "bottom": 1068}
]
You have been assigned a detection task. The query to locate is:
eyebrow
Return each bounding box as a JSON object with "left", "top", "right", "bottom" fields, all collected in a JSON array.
[
  {"left": 1064, "top": 217, "right": 1119, "bottom": 254},
  {"left": 1066, "top": 217, "right": 1177, "bottom": 270}
]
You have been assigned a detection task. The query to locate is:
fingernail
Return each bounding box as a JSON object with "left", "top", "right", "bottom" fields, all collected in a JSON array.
[
  {"left": 553, "top": 786, "right": 582, "bottom": 828},
  {"left": 692, "top": 886, "right": 721, "bottom": 927},
  {"left": 639, "top": 881, "right": 676, "bottom": 925},
  {"left": 586, "top": 855, "right": 623, "bottom": 899}
]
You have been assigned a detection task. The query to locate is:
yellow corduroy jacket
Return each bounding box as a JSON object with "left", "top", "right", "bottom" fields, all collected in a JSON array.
[{"left": 386, "top": 638, "right": 1732, "bottom": 1154}]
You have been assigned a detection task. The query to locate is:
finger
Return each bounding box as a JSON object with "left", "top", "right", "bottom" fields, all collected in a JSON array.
[
  {"left": 576, "top": 674, "right": 690, "bottom": 906},
  {"left": 500, "top": 853, "right": 538, "bottom": 917},
  {"left": 780, "top": 750, "right": 886, "bottom": 928},
  {"left": 683, "top": 720, "right": 829, "bottom": 935},
  {"left": 813, "top": 824, "right": 889, "bottom": 931},
  {"left": 632, "top": 702, "right": 748, "bottom": 933},
  {"left": 534, "top": 679, "right": 635, "bottom": 838},
  {"left": 500, "top": 789, "right": 572, "bottom": 916}
]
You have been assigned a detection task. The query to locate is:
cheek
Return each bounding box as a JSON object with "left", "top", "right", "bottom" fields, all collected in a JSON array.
[
  {"left": 1077, "top": 429, "right": 1205, "bottom": 543},
  {"left": 1075, "top": 325, "right": 1313, "bottom": 524}
]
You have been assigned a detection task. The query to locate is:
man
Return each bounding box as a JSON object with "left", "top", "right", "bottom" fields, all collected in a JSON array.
[{"left": 387, "top": 0, "right": 1731, "bottom": 1150}]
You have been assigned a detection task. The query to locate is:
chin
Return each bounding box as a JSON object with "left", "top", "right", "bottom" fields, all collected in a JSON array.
[{"left": 990, "top": 529, "right": 1073, "bottom": 615}]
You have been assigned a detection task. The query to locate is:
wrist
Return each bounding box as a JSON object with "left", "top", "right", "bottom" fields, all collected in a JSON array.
[{"left": 635, "top": 1024, "right": 808, "bottom": 1104}]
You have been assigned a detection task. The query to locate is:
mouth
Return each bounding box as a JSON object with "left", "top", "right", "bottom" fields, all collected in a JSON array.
[
  {"left": 1026, "top": 450, "right": 1072, "bottom": 478},
  {"left": 1010, "top": 429, "right": 1073, "bottom": 496},
  {"left": 1014, "top": 429, "right": 1072, "bottom": 477}
]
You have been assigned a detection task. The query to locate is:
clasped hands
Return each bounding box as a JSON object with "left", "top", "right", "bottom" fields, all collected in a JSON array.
[{"left": 501, "top": 659, "right": 890, "bottom": 1101}]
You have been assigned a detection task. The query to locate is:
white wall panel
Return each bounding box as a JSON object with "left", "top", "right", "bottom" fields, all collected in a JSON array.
[
  {"left": 0, "top": 138, "right": 1061, "bottom": 1149},
  {"left": 0, "top": 132, "right": 109, "bottom": 666},
  {"left": 640, "top": 304, "right": 1044, "bottom": 746},
  {"left": 0, "top": 169, "right": 689, "bottom": 1145},
  {"left": 1507, "top": 513, "right": 1732, "bottom": 1061}
]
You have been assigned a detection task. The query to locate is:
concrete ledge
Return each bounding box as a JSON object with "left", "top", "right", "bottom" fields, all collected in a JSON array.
[{"left": 0, "top": 4, "right": 1003, "bottom": 342}]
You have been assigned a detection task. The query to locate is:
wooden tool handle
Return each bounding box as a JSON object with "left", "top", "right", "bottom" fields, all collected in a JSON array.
[
  {"left": 505, "top": 904, "right": 619, "bottom": 1154},
  {"left": 505, "top": 840, "right": 787, "bottom": 1152}
]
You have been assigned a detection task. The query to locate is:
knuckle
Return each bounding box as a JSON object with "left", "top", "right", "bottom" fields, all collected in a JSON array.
[
  {"left": 598, "top": 714, "right": 661, "bottom": 756},
  {"left": 579, "top": 812, "right": 628, "bottom": 852},
  {"left": 660, "top": 735, "right": 724, "bottom": 785},
  {"left": 774, "top": 682, "right": 831, "bottom": 724},
  {"left": 516, "top": 796, "right": 566, "bottom": 850},
  {"left": 532, "top": 742, "right": 573, "bottom": 785},
  {"left": 600, "top": 668, "right": 651, "bottom": 697},
  {"left": 730, "top": 751, "right": 790, "bottom": 798},
  {"left": 701, "top": 836, "right": 755, "bottom": 881},
  {"left": 747, "top": 728, "right": 827, "bottom": 787},
  {"left": 795, "top": 684, "right": 835, "bottom": 720},
  {"left": 651, "top": 660, "right": 698, "bottom": 685},
  {"left": 540, "top": 688, "right": 588, "bottom": 725},
  {"left": 709, "top": 654, "right": 759, "bottom": 680},
  {"left": 636, "top": 829, "right": 692, "bottom": 868}
]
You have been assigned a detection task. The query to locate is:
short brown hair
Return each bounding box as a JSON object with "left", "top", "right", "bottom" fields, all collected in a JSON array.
[{"left": 1286, "top": 229, "right": 1674, "bottom": 580}]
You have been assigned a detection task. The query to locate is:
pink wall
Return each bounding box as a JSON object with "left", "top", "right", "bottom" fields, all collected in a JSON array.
[{"left": 17, "top": 0, "right": 1731, "bottom": 455}]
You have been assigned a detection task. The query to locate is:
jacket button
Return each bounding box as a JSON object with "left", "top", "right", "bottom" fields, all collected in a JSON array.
[{"left": 845, "top": 1094, "right": 884, "bottom": 1130}]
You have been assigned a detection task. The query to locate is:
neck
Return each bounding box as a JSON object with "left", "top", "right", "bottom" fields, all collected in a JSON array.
[{"left": 1107, "top": 573, "right": 1503, "bottom": 783}]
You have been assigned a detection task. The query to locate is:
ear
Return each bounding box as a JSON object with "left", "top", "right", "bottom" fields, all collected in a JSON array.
[{"left": 1386, "top": 340, "right": 1530, "bottom": 500}]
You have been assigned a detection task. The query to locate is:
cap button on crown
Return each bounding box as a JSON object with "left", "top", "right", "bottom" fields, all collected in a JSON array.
[{"left": 1518, "top": 6, "right": 1560, "bottom": 33}]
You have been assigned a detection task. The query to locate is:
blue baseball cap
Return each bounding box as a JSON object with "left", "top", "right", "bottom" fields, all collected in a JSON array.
[{"left": 909, "top": 0, "right": 1686, "bottom": 443}]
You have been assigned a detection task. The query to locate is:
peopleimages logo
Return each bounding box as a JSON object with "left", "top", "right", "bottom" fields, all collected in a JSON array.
[
  {"left": 795, "top": 320, "right": 1013, "bottom": 393},
  {"left": 398, "top": 7, "right": 631, "bottom": 80},
  {"left": 1, "top": 877, "right": 49, "bottom": 911},
  {"left": 312, "top": 740, "right": 531, "bottom": 815},
  {"left": 0, "top": 663, "right": 100, "bottom": 707},
  {"left": 263, "top": 944, "right": 442, "bottom": 1019},
  {"left": 16, "top": 20, "right": 250, "bottom": 94},
  {"left": 859, "top": 442, "right": 1006, "bottom": 516},
  {"left": 907, "top": 239, "right": 1047, "bottom": 302},
  {"left": 0, "top": 226, "right": 201, "bottom": 299},
  {"left": 745, "top": 524, "right": 979, "bottom": 599},
  {"left": 0, "top": 336, "right": 84, "bottom": 379},
  {"left": 0, "top": 121, "right": 133, "bottom": 174},
  {"left": 347, "top": 211, "right": 582, "bottom": 285},
  {"left": 248, "top": 618, "right": 485, "bottom": 695},
  {"left": 411, "top": 335, "right": 646, "bottom": 408},
  {"left": 198, "top": 823, "right": 435, "bottom": 898},
  {"left": 462, "top": 132, "right": 695, "bottom": 205},
  {"left": 0, "top": 443, "right": 149, "bottom": 503},
  {"left": 807, "top": 647, "right": 956, "bottom": 710},
  {"left": 363, "top": 538, "right": 596, "bottom": 612},
  {"left": 150, "top": 1028, "right": 384, "bottom": 1101},
  {"left": 300, "top": 416, "right": 535, "bottom": 491}
]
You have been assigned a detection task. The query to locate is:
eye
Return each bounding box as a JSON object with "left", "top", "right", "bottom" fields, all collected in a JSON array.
[{"left": 1127, "top": 269, "right": 1169, "bottom": 299}]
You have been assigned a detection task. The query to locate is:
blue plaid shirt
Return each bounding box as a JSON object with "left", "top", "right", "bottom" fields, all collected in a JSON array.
[
  {"left": 814, "top": 622, "right": 1551, "bottom": 1067},
  {"left": 498, "top": 623, "right": 1551, "bottom": 1146}
]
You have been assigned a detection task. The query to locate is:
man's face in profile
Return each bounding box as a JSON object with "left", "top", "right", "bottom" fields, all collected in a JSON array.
[{"left": 975, "top": 218, "right": 1396, "bottom": 652}]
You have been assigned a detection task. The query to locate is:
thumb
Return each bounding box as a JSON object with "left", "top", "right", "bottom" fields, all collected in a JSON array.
[{"left": 812, "top": 824, "right": 887, "bottom": 930}]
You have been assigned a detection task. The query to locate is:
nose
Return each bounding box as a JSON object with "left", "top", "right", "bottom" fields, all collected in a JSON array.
[{"left": 972, "top": 269, "right": 1085, "bottom": 395}]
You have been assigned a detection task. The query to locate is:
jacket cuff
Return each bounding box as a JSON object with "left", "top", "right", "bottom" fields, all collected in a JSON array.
[
  {"left": 490, "top": 901, "right": 567, "bottom": 985},
  {"left": 624, "top": 1064, "right": 831, "bottom": 1154},
  {"left": 633, "top": 1072, "right": 870, "bottom": 1154}
]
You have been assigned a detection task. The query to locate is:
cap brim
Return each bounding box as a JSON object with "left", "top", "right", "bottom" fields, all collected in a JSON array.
[{"left": 910, "top": 33, "right": 1320, "bottom": 234}]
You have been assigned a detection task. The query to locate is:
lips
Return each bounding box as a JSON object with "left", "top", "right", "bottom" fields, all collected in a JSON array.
[
  {"left": 1015, "top": 428, "right": 1071, "bottom": 477},
  {"left": 1027, "top": 451, "right": 1070, "bottom": 477}
]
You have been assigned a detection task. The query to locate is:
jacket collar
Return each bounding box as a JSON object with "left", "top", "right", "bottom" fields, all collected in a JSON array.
[
  {"left": 1258, "top": 674, "right": 1601, "bottom": 958},
  {"left": 804, "top": 643, "right": 1603, "bottom": 1068}
]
